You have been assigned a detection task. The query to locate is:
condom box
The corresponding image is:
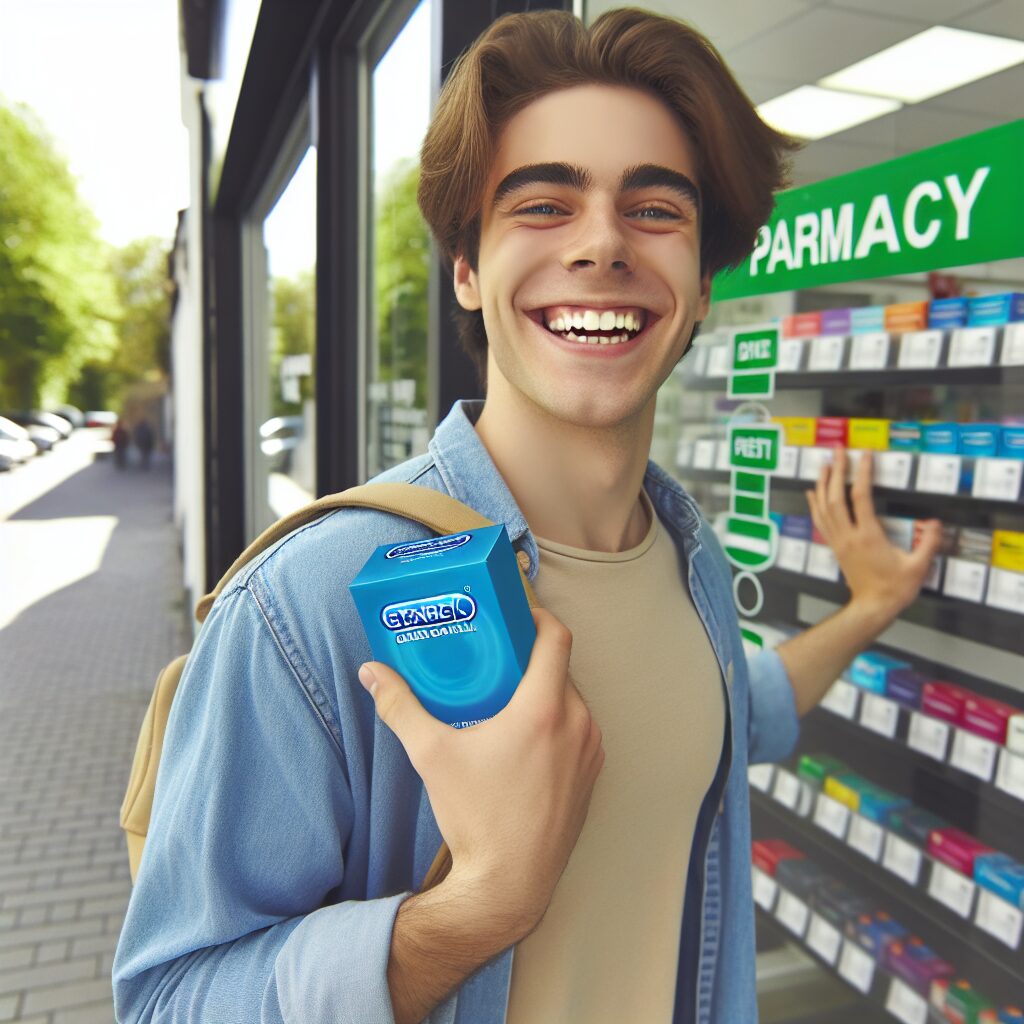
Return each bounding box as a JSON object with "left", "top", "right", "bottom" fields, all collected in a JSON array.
[
  {"left": 781, "top": 514, "right": 813, "bottom": 540},
  {"left": 992, "top": 531, "right": 1024, "bottom": 573},
  {"left": 751, "top": 839, "right": 805, "bottom": 876},
  {"left": 889, "top": 421, "right": 925, "bottom": 452},
  {"left": 967, "top": 293, "right": 1024, "bottom": 326},
  {"left": 921, "top": 681, "right": 972, "bottom": 725},
  {"left": 849, "top": 418, "right": 890, "bottom": 450},
  {"left": 857, "top": 787, "right": 909, "bottom": 825},
  {"left": 797, "top": 753, "right": 846, "bottom": 786},
  {"left": 349, "top": 525, "right": 535, "bottom": 729},
  {"left": 821, "top": 308, "right": 851, "bottom": 335},
  {"left": 851, "top": 306, "right": 885, "bottom": 333},
  {"left": 815, "top": 416, "right": 849, "bottom": 447},
  {"left": 885, "top": 301, "right": 929, "bottom": 333},
  {"left": 959, "top": 424, "right": 1000, "bottom": 459},
  {"left": 772, "top": 416, "right": 817, "bottom": 447},
  {"left": 999, "top": 427, "right": 1024, "bottom": 459},
  {"left": 885, "top": 939, "right": 954, "bottom": 995},
  {"left": 847, "top": 911, "right": 907, "bottom": 959},
  {"left": 775, "top": 858, "right": 829, "bottom": 900},
  {"left": 973, "top": 853, "right": 1024, "bottom": 908},
  {"left": 886, "top": 668, "right": 927, "bottom": 709},
  {"left": 923, "top": 422, "right": 961, "bottom": 454},
  {"left": 962, "top": 695, "right": 1019, "bottom": 745},
  {"left": 928, "top": 828, "right": 994, "bottom": 876},
  {"left": 824, "top": 773, "right": 865, "bottom": 812},
  {"left": 812, "top": 878, "right": 872, "bottom": 928},
  {"left": 888, "top": 806, "right": 947, "bottom": 847},
  {"left": 851, "top": 651, "right": 910, "bottom": 694},
  {"left": 929, "top": 297, "right": 970, "bottom": 328},
  {"left": 943, "top": 980, "right": 998, "bottom": 1024}
]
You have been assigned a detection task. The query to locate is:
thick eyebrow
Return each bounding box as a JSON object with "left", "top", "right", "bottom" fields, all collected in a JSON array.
[{"left": 490, "top": 161, "right": 701, "bottom": 213}]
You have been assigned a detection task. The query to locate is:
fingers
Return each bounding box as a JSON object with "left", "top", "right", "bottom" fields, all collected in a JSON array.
[
  {"left": 516, "top": 607, "right": 574, "bottom": 706},
  {"left": 910, "top": 519, "right": 944, "bottom": 568},
  {"left": 358, "top": 661, "right": 443, "bottom": 759},
  {"left": 850, "top": 450, "right": 875, "bottom": 528}
]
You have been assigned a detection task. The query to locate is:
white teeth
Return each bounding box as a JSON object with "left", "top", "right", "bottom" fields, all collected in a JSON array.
[
  {"left": 570, "top": 313, "right": 584, "bottom": 329},
  {"left": 599, "top": 310, "right": 616, "bottom": 330},
  {"left": 582, "top": 310, "right": 600, "bottom": 331},
  {"left": 615, "top": 314, "right": 625, "bottom": 329},
  {"left": 624, "top": 313, "right": 635, "bottom": 331}
]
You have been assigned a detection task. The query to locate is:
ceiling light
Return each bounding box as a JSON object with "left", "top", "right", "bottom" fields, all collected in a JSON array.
[
  {"left": 820, "top": 26, "right": 1024, "bottom": 104},
  {"left": 757, "top": 86, "right": 901, "bottom": 141}
]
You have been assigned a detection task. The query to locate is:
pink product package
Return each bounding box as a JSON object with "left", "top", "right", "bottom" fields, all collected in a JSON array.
[
  {"left": 927, "top": 827, "right": 994, "bottom": 875},
  {"left": 921, "top": 681, "right": 973, "bottom": 726},
  {"left": 961, "top": 696, "right": 1020, "bottom": 745}
]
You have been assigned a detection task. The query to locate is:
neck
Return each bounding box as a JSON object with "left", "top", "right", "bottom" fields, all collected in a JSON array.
[{"left": 474, "top": 379, "right": 654, "bottom": 553}]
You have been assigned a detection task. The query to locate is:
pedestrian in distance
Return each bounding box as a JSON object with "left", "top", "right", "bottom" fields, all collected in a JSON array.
[
  {"left": 133, "top": 419, "right": 155, "bottom": 470},
  {"left": 113, "top": 9, "right": 943, "bottom": 1024},
  {"left": 111, "top": 419, "right": 130, "bottom": 470}
]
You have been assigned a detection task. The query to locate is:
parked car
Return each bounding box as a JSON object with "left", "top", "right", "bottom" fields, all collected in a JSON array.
[
  {"left": 0, "top": 418, "right": 38, "bottom": 464},
  {"left": 4, "top": 410, "right": 73, "bottom": 439},
  {"left": 6, "top": 418, "right": 60, "bottom": 452},
  {"left": 51, "top": 404, "right": 84, "bottom": 429},
  {"left": 84, "top": 410, "right": 118, "bottom": 428},
  {"left": 259, "top": 415, "right": 304, "bottom": 474}
]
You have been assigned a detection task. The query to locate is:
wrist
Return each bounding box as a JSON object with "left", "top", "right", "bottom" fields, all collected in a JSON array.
[
  {"left": 439, "top": 863, "right": 538, "bottom": 946},
  {"left": 844, "top": 593, "right": 901, "bottom": 639}
]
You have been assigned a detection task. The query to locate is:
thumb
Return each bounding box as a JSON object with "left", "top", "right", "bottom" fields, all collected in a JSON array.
[
  {"left": 358, "top": 661, "right": 442, "bottom": 754},
  {"left": 910, "top": 520, "right": 943, "bottom": 569}
]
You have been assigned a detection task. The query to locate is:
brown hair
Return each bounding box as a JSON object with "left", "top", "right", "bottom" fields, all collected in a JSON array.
[{"left": 417, "top": 6, "right": 799, "bottom": 381}]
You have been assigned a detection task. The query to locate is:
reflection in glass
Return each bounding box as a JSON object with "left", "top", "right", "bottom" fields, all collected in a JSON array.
[{"left": 368, "top": 0, "right": 433, "bottom": 477}]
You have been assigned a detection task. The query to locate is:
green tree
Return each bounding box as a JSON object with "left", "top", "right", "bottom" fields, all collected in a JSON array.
[
  {"left": 0, "top": 103, "right": 120, "bottom": 408},
  {"left": 270, "top": 268, "right": 315, "bottom": 417},
  {"left": 374, "top": 159, "right": 430, "bottom": 407}
]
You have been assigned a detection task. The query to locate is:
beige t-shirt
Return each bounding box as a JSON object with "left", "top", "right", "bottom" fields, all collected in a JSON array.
[{"left": 505, "top": 491, "right": 725, "bottom": 1024}]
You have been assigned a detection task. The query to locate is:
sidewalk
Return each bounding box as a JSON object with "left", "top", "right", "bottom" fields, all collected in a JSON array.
[{"left": 0, "top": 432, "right": 190, "bottom": 1023}]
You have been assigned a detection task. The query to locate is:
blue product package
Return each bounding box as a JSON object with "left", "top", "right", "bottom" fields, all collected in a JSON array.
[
  {"left": 888, "top": 806, "right": 946, "bottom": 846},
  {"left": 349, "top": 525, "right": 536, "bottom": 728},
  {"left": 889, "top": 421, "right": 923, "bottom": 452},
  {"left": 1000, "top": 427, "right": 1024, "bottom": 460},
  {"left": 851, "top": 651, "right": 910, "bottom": 694},
  {"left": 851, "top": 305, "right": 885, "bottom": 333},
  {"left": 959, "top": 424, "right": 1000, "bottom": 459},
  {"left": 781, "top": 514, "right": 813, "bottom": 540},
  {"left": 999, "top": 1007, "right": 1024, "bottom": 1024},
  {"left": 886, "top": 668, "right": 926, "bottom": 709},
  {"left": 929, "top": 297, "right": 969, "bottom": 328},
  {"left": 974, "top": 853, "right": 1024, "bottom": 908},
  {"left": 923, "top": 423, "right": 960, "bottom": 454},
  {"left": 967, "top": 292, "right": 1024, "bottom": 326},
  {"left": 770, "top": 511, "right": 785, "bottom": 532},
  {"left": 858, "top": 787, "right": 909, "bottom": 825}
]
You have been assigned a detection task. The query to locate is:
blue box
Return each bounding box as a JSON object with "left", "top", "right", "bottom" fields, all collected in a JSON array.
[
  {"left": 929, "top": 297, "right": 969, "bottom": 328},
  {"left": 1000, "top": 427, "right": 1024, "bottom": 460},
  {"left": 959, "top": 424, "right": 1000, "bottom": 459},
  {"left": 781, "top": 514, "right": 812, "bottom": 540},
  {"left": 999, "top": 1007, "right": 1024, "bottom": 1024},
  {"left": 888, "top": 806, "right": 947, "bottom": 846},
  {"left": 349, "top": 525, "right": 536, "bottom": 728},
  {"left": 923, "top": 422, "right": 960, "bottom": 454},
  {"left": 858, "top": 787, "right": 909, "bottom": 825},
  {"left": 851, "top": 651, "right": 910, "bottom": 694},
  {"left": 886, "top": 668, "right": 926, "bottom": 710},
  {"left": 967, "top": 292, "right": 1024, "bottom": 326},
  {"left": 974, "top": 853, "right": 1024, "bottom": 909},
  {"left": 851, "top": 305, "right": 885, "bottom": 333},
  {"left": 889, "top": 421, "right": 924, "bottom": 452}
]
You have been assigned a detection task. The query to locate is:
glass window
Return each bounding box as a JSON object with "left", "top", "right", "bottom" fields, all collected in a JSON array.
[{"left": 366, "top": 0, "right": 434, "bottom": 478}]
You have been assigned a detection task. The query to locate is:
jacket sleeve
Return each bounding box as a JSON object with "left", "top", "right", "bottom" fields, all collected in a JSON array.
[
  {"left": 746, "top": 646, "right": 800, "bottom": 765},
  {"left": 112, "top": 584, "right": 410, "bottom": 1023}
]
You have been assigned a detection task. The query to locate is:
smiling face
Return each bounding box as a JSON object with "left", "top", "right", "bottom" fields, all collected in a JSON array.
[{"left": 454, "top": 84, "right": 711, "bottom": 432}]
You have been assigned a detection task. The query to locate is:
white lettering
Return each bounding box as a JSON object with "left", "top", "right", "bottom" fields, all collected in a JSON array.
[
  {"left": 767, "top": 220, "right": 794, "bottom": 274},
  {"left": 794, "top": 212, "right": 820, "bottom": 269},
  {"left": 749, "top": 225, "right": 771, "bottom": 276},
  {"left": 944, "top": 166, "right": 990, "bottom": 241},
  {"left": 738, "top": 339, "right": 771, "bottom": 362},
  {"left": 903, "top": 180, "right": 942, "bottom": 249},
  {"left": 854, "top": 194, "right": 901, "bottom": 259},
  {"left": 821, "top": 203, "right": 854, "bottom": 264}
]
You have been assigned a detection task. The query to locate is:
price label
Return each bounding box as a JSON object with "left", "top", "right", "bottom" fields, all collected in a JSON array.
[
  {"left": 874, "top": 450, "right": 913, "bottom": 490},
  {"left": 838, "top": 939, "right": 875, "bottom": 994},
  {"left": 798, "top": 447, "right": 832, "bottom": 481},
  {"left": 806, "top": 913, "right": 842, "bottom": 965},
  {"left": 752, "top": 866, "right": 778, "bottom": 910},
  {"left": 775, "top": 445, "right": 799, "bottom": 478},
  {"left": 974, "top": 887, "right": 1024, "bottom": 949},
  {"left": 923, "top": 555, "right": 943, "bottom": 591},
  {"left": 907, "top": 712, "right": 950, "bottom": 762},
  {"left": 886, "top": 977, "right": 929, "bottom": 1024},
  {"left": 693, "top": 439, "right": 717, "bottom": 469},
  {"left": 707, "top": 345, "right": 731, "bottom": 377},
  {"left": 916, "top": 453, "right": 962, "bottom": 495},
  {"left": 772, "top": 768, "right": 801, "bottom": 811},
  {"left": 928, "top": 861, "right": 976, "bottom": 918},
  {"left": 847, "top": 814, "right": 884, "bottom": 862},
  {"left": 972, "top": 458, "right": 1023, "bottom": 502},
  {"left": 1002, "top": 322, "right": 1024, "bottom": 366},
  {"left": 942, "top": 558, "right": 988, "bottom": 603},
  {"left": 778, "top": 338, "right": 804, "bottom": 372},
  {"left": 777, "top": 536, "right": 809, "bottom": 574},
  {"left": 898, "top": 329, "right": 943, "bottom": 369},
  {"left": 806, "top": 543, "right": 841, "bottom": 581},
  {"left": 715, "top": 440, "right": 732, "bottom": 472},
  {"left": 882, "top": 832, "right": 923, "bottom": 886},
  {"left": 775, "top": 890, "right": 810, "bottom": 937},
  {"left": 950, "top": 729, "right": 998, "bottom": 782},
  {"left": 995, "top": 748, "right": 1024, "bottom": 802},
  {"left": 821, "top": 679, "right": 860, "bottom": 720},
  {"left": 986, "top": 567, "right": 1024, "bottom": 614},
  {"left": 849, "top": 331, "right": 890, "bottom": 370},
  {"left": 859, "top": 693, "right": 900, "bottom": 739},
  {"left": 808, "top": 335, "right": 846, "bottom": 371},
  {"left": 948, "top": 326, "right": 997, "bottom": 367},
  {"left": 814, "top": 793, "right": 851, "bottom": 840},
  {"left": 676, "top": 440, "right": 694, "bottom": 468},
  {"left": 748, "top": 764, "right": 774, "bottom": 792}
]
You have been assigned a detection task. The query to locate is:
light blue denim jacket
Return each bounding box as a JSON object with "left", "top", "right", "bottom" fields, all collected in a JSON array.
[{"left": 113, "top": 399, "right": 800, "bottom": 1024}]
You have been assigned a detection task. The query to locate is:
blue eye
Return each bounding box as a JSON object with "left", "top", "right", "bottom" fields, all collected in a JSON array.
[{"left": 631, "top": 206, "right": 680, "bottom": 220}]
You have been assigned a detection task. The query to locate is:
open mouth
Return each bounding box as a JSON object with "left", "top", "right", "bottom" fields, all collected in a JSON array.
[{"left": 527, "top": 305, "right": 656, "bottom": 347}]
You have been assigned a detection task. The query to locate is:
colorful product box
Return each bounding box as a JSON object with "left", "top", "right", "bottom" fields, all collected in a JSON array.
[
  {"left": 772, "top": 416, "right": 817, "bottom": 447},
  {"left": 885, "top": 301, "right": 929, "bottom": 333},
  {"left": 889, "top": 421, "right": 925, "bottom": 452},
  {"left": 889, "top": 806, "right": 947, "bottom": 847},
  {"left": 974, "top": 853, "right": 1024, "bottom": 908},
  {"left": 923, "top": 422, "right": 961, "bottom": 454},
  {"left": 1000, "top": 427, "right": 1024, "bottom": 459},
  {"left": 886, "top": 939, "right": 955, "bottom": 996},
  {"left": 992, "top": 531, "right": 1024, "bottom": 573},
  {"left": 781, "top": 514, "right": 813, "bottom": 540},
  {"left": 815, "top": 417, "right": 849, "bottom": 447},
  {"left": 821, "top": 308, "right": 851, "bottom": 335},
  {"left": 782, "top": 311, "right": 823, "bottom": 338},
  {"left": 886, "top": 668, "right": 927, "bottom": 709},
  {"left": 824, "top": 773, "right": 865, "bottom": 812},
  {"left": 921, "top": 681, "right": 972, "bottom": 725},
  {"left": 349, "top": 525, "right": 536, "bottom": 729},
  {"left": 851, "top": 651, "right": 911, "bottom": 694},
  {"left": 959, "top": 424, "right": 1001, "bottom": 459},
  {"left": 967, "top": 292, "right": 1024, "bottom": 326},
  {"left": 962, "top": 695, "right": 1019, "bottom": 745},
  {"left": 998, "top": 1007, "right": 1024, "bottom": 1024},
  {"left": 775, "top": 858, "right": 829, "bottom": 900},
  {"left": 847, "top": 911, "right": 907, "bottom": 959},
  {"left": 929, "top": 297, "right": 970, "bottom": 328},
  {"left": 751, "top": 838, "right": 805, "bottom": 876},
  {"left": 928, "top": 828, "right": 994, "bottom": 876},
  {"left": 797, "top": 753, "right": 846, "bottom": 785},
  {"left": 849, "top": 418, "right": 890, "bottom": 450},
  {"left": 857, "top": 787, "right": 909, "bottom": 825},
  {"left": 851, "top": 305, "right": 886, "bottom": 333},
  {"left": 812, "top": 879, "right": 872, "bottom": 928},
  {"left": 943, "top": 979, "right": 998, "bottom": 1024}
]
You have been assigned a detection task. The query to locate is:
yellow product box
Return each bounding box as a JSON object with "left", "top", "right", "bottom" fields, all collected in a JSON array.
[
  {"left": 772, "top": 416, "right": 816, "bottom": 447},
  {"left": 991, "top": 530, "right": 1024, "bottom": 573},
  {"left": 884, "top": 301, "right": 929, "bottom": 333},
  {"left": 849, "top": 418, "right": 890, "bottom": 450},
  {"left": 823, "top": 775, "right": 860, "bottom": 812}
]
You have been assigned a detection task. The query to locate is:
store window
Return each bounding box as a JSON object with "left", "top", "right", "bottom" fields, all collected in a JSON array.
[{"left": 365, "top": 0, "right": 434, "bottom": 478}]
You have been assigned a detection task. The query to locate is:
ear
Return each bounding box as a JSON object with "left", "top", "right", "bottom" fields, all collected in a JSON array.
[{"left": 453, "top": 254, "right": 482, "bottom": 312}]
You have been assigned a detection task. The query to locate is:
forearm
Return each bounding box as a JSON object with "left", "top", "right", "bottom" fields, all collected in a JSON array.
[
  {"left": 388, "top": 870, "right": 530, "bottom": 1024},
  {"left": 777, "top": 599, "right": 895, "bottom": 717}
]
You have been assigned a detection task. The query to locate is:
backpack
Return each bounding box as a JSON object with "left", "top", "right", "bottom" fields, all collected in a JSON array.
[{"left": 120, "top": 481, "right": 537, "bottom": 891}]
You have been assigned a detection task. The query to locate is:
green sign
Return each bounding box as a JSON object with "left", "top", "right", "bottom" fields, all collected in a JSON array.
[
  {"left": 713, "top": 119, "right": 1024, "bottom": 300},
  {"left": 733, "top": 328, "right": 778, "bottom": 371},
  {"left": 729, "top": 426, "right": 779, "bottom": 471}
]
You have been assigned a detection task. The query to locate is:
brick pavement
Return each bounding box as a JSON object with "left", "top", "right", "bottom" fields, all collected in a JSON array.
[{"left": 0, "top": 432, "right": 190, "bottom": 1023}]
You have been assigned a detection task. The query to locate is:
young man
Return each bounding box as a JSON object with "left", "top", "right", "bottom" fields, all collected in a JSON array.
[{"left": 114, "top": 9, "right": 940, "bottom": 1024}]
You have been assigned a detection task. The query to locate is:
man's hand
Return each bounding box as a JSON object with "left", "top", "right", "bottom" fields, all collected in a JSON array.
[{"left": 806, "top": 446, "right": 943, "bottom": 622}]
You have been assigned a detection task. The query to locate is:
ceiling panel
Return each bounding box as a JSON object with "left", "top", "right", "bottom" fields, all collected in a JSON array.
[
  {"left": 923, "top": 63, "right": 1024, "bottom": 115},
  {"left": 954, "top": 0, "right": 1024, "bottom": 40},
  {"left": 825, "top": 0, "right": 990, "bottom": 22}
]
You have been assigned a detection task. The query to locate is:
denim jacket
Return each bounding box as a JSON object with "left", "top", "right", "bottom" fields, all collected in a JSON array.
[{"left": 113, "top": 400, "right": 800, "bottom": 1024}]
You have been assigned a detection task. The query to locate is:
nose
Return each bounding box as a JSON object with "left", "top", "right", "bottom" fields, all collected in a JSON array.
[{"left": 560, "top": 203, "right": 635, "bottom": 275}]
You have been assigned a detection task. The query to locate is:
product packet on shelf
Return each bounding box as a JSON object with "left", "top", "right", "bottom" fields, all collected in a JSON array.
[
  {"left": 857, "top": 787, "right": 910, "bottom": 825},
  {"left": 772, "top": 416, "right": 817, "bottom": 447},
  {"left": 851, "top": 651, "right": 911, "bottom": 694},
  {"left": 798, "top": 753, "right": 847, "bottom": 786},
  {"left": 923, "top": 422, "right": 961, "bottom": 454},
  {"left": 812, "top": 878, "right": 873, "bottom": 930},
  {"left": 929, "top": 297, "right": 970, "bottom": 328},
  {"left": 888, "top": 806, "right": 948, "bottom": 848},
  {"left": 928, "top": 828, "right": 994, "bottom": 876},
  {"left": 824, "top": 772, "right": 865, "bottom": 812},
  {"left": 815, "top": 416, "right": 849, "bottom": 447},
  {"left": 884, "top": 938, "right": 955, "bottom": 996},
  {"left": 921, "top": 681, "right": 973, "bottom": 725},
  {"left": 959, "top": 424, "right": 1001, "bottom": 460},
  {"left": 889, "top": 421, "right": 924, "bottom": 452},
  {"left": 999, "top": 426, "right": 1024, "bottom": 459},
  {"left": 998, "top": 1006, "right": 1024, "bottom": 1024},
  {"left": 751, "top": 838, "right": 805, "bottom": 876},
  {"left": 849, "top": 418, "right": 890, "bottom": 450},
  {"left": 973, "top": 853, "right": 1024, "bottom": 909},
  {"left": 886, "top": 668, "right": 927, "bottom": 710},
  {"left": 942, "top": 978, "right": 999, "bottom": 1024},
  {"left": 967, "top": 292, "right": 1024, "bottom": 326},
  {"left": 847, "top": 911, "right": 908, "bottom": 960},
  {"left": 776, "top": 858, "right": 829, "bottom": 901},
  {"left": 962, "top": 695, "right": 1019, "bottom": 745}
]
